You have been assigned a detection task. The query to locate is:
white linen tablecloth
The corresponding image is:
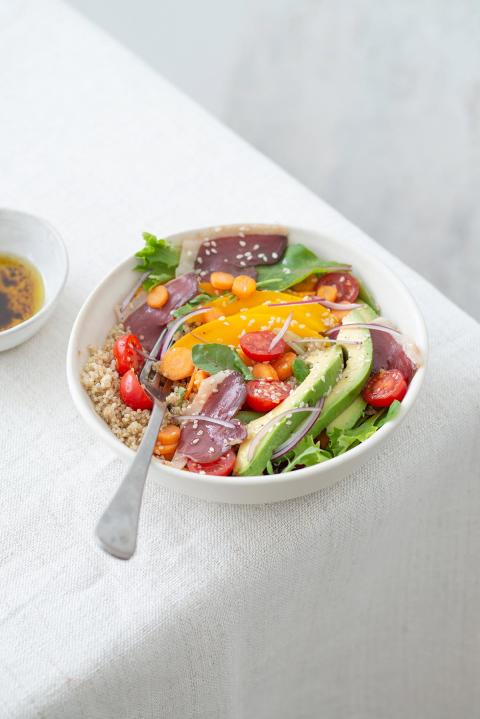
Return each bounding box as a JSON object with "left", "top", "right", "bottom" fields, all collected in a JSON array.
[{"left": 1, "top": 1, "right": 479, "bottom": 717}]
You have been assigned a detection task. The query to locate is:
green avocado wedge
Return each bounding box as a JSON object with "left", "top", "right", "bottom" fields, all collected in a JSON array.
[
  {"left": 308, "top": 305, "right": 375, "bottom": 439},
  {"left": 234, "top": 345, "right": 343, "bottom": 476},
  {"left": 326, "top": 395, "right": 366, "bottom": 433}
]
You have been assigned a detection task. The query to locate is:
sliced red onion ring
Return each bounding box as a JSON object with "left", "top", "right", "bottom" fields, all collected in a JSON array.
[
  {"left": 119, "top": 271, "right": 150, "bottom": 318},
  {"left": 178, "top": 415, "right": 237, "bottom": 429},
  {"left": 268, "top": 312, "right": 293, "bottom": 351},
  {"left": 269, "top": 298, "right": 363, "bottom": 310},
  {"left": 160, "top": 307, "right": 211, "bottom": 358},
  {"left": 247, "top": 406, "right": 323, "bottom": 462},
  {"left": 325, "top": 322, "right": 404, "bottom": 339},
  {"left": 292, "top": 337, "right": 363, "bottom": 346},
  {"left": 271, "top": 397, "right": 324, "bottom": 460}
]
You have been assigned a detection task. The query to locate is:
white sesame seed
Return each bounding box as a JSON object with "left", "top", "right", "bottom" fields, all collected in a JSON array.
[
  {"left": 205, "top": 249, "right": 210, "bottom": 256},
  {"left": 197, "top": 257, "right": 203, "bottom": 264},
  {"left": 253, "top": 244, "right": 260, "bottom": 250},
  {"left": 239, "top": 240, "right": 246, "bottom": 247},
  {"left": 272, "top": 252, "right": 278, "bottom": 259}
]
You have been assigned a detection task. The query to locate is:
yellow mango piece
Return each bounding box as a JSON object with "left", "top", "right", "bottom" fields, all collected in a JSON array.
[
  {"left": 172, "top": 304, "right": 326, "bottom": 351},
  {"left": 210, "top": 290, "right": 302, "bottom": 315}
]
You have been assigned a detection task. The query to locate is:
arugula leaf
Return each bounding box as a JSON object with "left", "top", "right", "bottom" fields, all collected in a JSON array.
[
  {"left": 192, "top": 343, "right": 253, "bottom": 380},
  {"left": 327, "top": 399, "right": 402, "bottom": 456},
  {"left": 280, "top": 435, "right": 331, "bottom": 473},
  {"left": 171, "top": 293, "right": 215, "bottom": 319},
  {"left": 134, "top": 232, "right": 181, "bottom": 290},
  {"left": 256, "top": 244, "right": 347, "bottom": 291},
  {"left": 292, "top": 357, "right": 310, "bottom": 383}
]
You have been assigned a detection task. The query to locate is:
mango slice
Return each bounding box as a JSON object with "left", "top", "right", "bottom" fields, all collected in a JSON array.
[{"left": 172, "top": 303, "right": 328, "bottom": 351}]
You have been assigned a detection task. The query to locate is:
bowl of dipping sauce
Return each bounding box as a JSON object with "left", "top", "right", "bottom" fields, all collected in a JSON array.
[{"left": 0, "top": 208, "right": 68, "bottom": 351}]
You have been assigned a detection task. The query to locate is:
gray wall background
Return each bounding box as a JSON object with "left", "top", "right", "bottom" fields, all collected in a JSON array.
[{"left": 67, "top": 0, "right": 480, "bottom": 319}]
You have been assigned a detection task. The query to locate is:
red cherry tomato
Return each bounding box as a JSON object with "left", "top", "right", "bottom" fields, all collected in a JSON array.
[
  {"left": 362, "top": 369, "right": 407, "bottom": 408},
  {"left": 240, "top": 331, "right": 286, "bottom": 362},
  {"left": 317, "top": 272, "right": 360, "bottom": 302},
  {"left": 187, "top": 449, "right": 237, "bottom": 476},
  {"left": 245, "top": 379, "right": 291, "bottom": 413},
  {"left": 119, "top": 369, "right": 153, "bottom": 410},
  {"left": 113, "top": 334, "right": 144, "bottom": 375}
]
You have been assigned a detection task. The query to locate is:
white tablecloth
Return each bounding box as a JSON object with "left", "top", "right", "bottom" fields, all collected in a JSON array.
[{"left": 1, "top": 1, "right": 480, "bottom": 717}]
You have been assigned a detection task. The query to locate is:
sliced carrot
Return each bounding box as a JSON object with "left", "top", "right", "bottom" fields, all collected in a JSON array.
[
  {"left": 272, "top": 351, "right": 296, "bottom": 380},
  {"left": 154, "top": 443, "right": 177, "bottom": 460},
  {"left": 185, "top": 369, "right": 210, "bottom": 399},
  {"left": 252, "top": 363, "right": 279, "bottom": 381},
  {"left": 157, "top": 424, "right": 181, "bottom": 445},
  {"left": 210, "top": 272, "right": 234, "bottom": 290},
  {"left": 231, "top": 275, "right": 256, "bottom": 299},
  {"left": 147, "top": 284, "right": 169, "bottom": 308},
  {"left": 159, "top": 346, "right": 194, "bottom": 380}
]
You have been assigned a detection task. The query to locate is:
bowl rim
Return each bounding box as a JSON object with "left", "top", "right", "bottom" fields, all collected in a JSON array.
[
  {"left": 66, "top": 222, "right": 428, "bottom": 489},
  {"left": 0, "top": 207, "right": 69, "bottom": 338}
]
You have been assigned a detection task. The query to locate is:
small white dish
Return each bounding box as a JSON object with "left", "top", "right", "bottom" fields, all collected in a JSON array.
[
  {"left": 67, "top": 223, "right": 427, "bottom": 504},
  {"left": 0, "top": 208, "right": 68, "bottom": 351}
]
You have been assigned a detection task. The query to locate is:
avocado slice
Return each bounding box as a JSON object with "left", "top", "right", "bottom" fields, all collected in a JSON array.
[
  {"left": 326, "top": 395, "right": 366, "bottom": 433},
  {"left": 234, "top": 345, "right": 343, "bottom": 476},
  {"left": 308, "top": 305, "right": 375, "bottom": 438}
]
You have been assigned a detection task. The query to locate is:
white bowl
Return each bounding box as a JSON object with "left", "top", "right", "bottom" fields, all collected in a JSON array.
[
  {"left": 0, "top": 208, "right": 68, "bottom": 351},
  {"left": 67, "top": 223, "right": 427, "bottom": 504}
]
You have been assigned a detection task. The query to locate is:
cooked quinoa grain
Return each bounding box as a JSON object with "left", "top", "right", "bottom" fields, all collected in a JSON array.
[{"left": 80, "top": 324, "right": 151, "bottom": 449}]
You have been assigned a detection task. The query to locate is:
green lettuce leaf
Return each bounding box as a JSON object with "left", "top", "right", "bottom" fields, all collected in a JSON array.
[
  {"left": 255, "top": 244, "right": 347, "bottom": 291},
  {"left": 134, "top": 232, "right": 181, "bottom": 290},
  {"left": 327, "top": 400, "right": 401, "bottom": 456},
  {"left": 280, "top": 435, "right": 332, "bottom": 473},
  {"left": 192, "top": 343, "right": 253, "bottom": 380}
]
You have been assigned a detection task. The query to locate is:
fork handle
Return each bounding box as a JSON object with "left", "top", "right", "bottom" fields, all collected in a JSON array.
[{"left": 95, "top": 402, "right": 165, "bottom": 559}]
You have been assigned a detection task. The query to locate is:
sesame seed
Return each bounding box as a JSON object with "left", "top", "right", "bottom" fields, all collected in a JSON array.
[
  {"left": 240, "top": 261, "right": 246, "bottom": 267},
  {"left": 208, "top": 447, "right": 215, "bottom": 453},
  {"left": 236, "top": 254, "right": 244, "bottom": 259},
  {"left": 197, "top": 257, "right": 203, "bottom": 264},
  {"left": 192, "top": 438, "right": 200, "bottom": 445},
  {"left": 239, "top": 240, "right": 246, "bottom": 247},
  {"left": 205, "top": 249, "right": 210, "bottom": 256},
  {"left": 272, "top": 252, "right": 278, "bottom": 259},
  {"left": 253, "top": 244, "right": 260, "bottom": 250}
]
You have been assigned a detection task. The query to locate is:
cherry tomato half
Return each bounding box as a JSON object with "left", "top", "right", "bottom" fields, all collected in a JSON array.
[
  {"left": 187, "top": 449, "right": 237, "bottom": 476},
  {"left": 362, "top": 369, "right": 407, "bottom": 408},
  {"left": 317, "top": 272, "right": 360, "bottom": 303},
  {"left": 113, "top": 334, "right": 144, "bottom": 375},
  {"left": 119, "top": 369, "right": 153, "bottom": 411},
  {"left": 240, "top": 331, "right": 286, "bottom": 362},
  {"left": 245, "top": 379, "right": 291, "bottom": 413}
]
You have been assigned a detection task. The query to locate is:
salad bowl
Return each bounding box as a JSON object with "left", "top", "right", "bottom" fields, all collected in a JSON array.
[{"left": 66, "top": 223, "right": 427, "bottom": 504}]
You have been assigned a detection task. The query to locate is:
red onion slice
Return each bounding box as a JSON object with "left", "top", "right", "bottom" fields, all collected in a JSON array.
[
  {"left": 268, "top": 312, "right": 293, "bottom": 351},
  {"left": 178, "top": 415, "right": 237, "bottom": 429},
  {"left": 271, "top": 397, "right": 324, "bottom": 460},
  {"left": 269, "top": 298, "right": 363, "bottom": 311},
  {"left": 160, "top": 307, "right": 211, "bottom": 358},
  {"left": 247, "top": 406, "right": 323, "bottom": 463},
  {"left": 325, "top": 322, "right": 404, "bottom": 339},
  {"left": 292, "top": 337, "right": 363, "bottom": 346}
]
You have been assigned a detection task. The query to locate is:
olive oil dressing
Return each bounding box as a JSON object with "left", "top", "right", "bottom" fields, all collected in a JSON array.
[{"left": 0, "top": 254, "right": 44, "bottom": 331}]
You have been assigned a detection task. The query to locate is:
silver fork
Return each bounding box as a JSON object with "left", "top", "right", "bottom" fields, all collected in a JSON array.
[{"left": 95, "top": 331, "right": 170, "bottom": 559}]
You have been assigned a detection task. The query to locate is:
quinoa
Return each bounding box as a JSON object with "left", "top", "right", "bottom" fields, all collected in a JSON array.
[{"left": 80, "top": 323, "right": 151, "bottom": 449}]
